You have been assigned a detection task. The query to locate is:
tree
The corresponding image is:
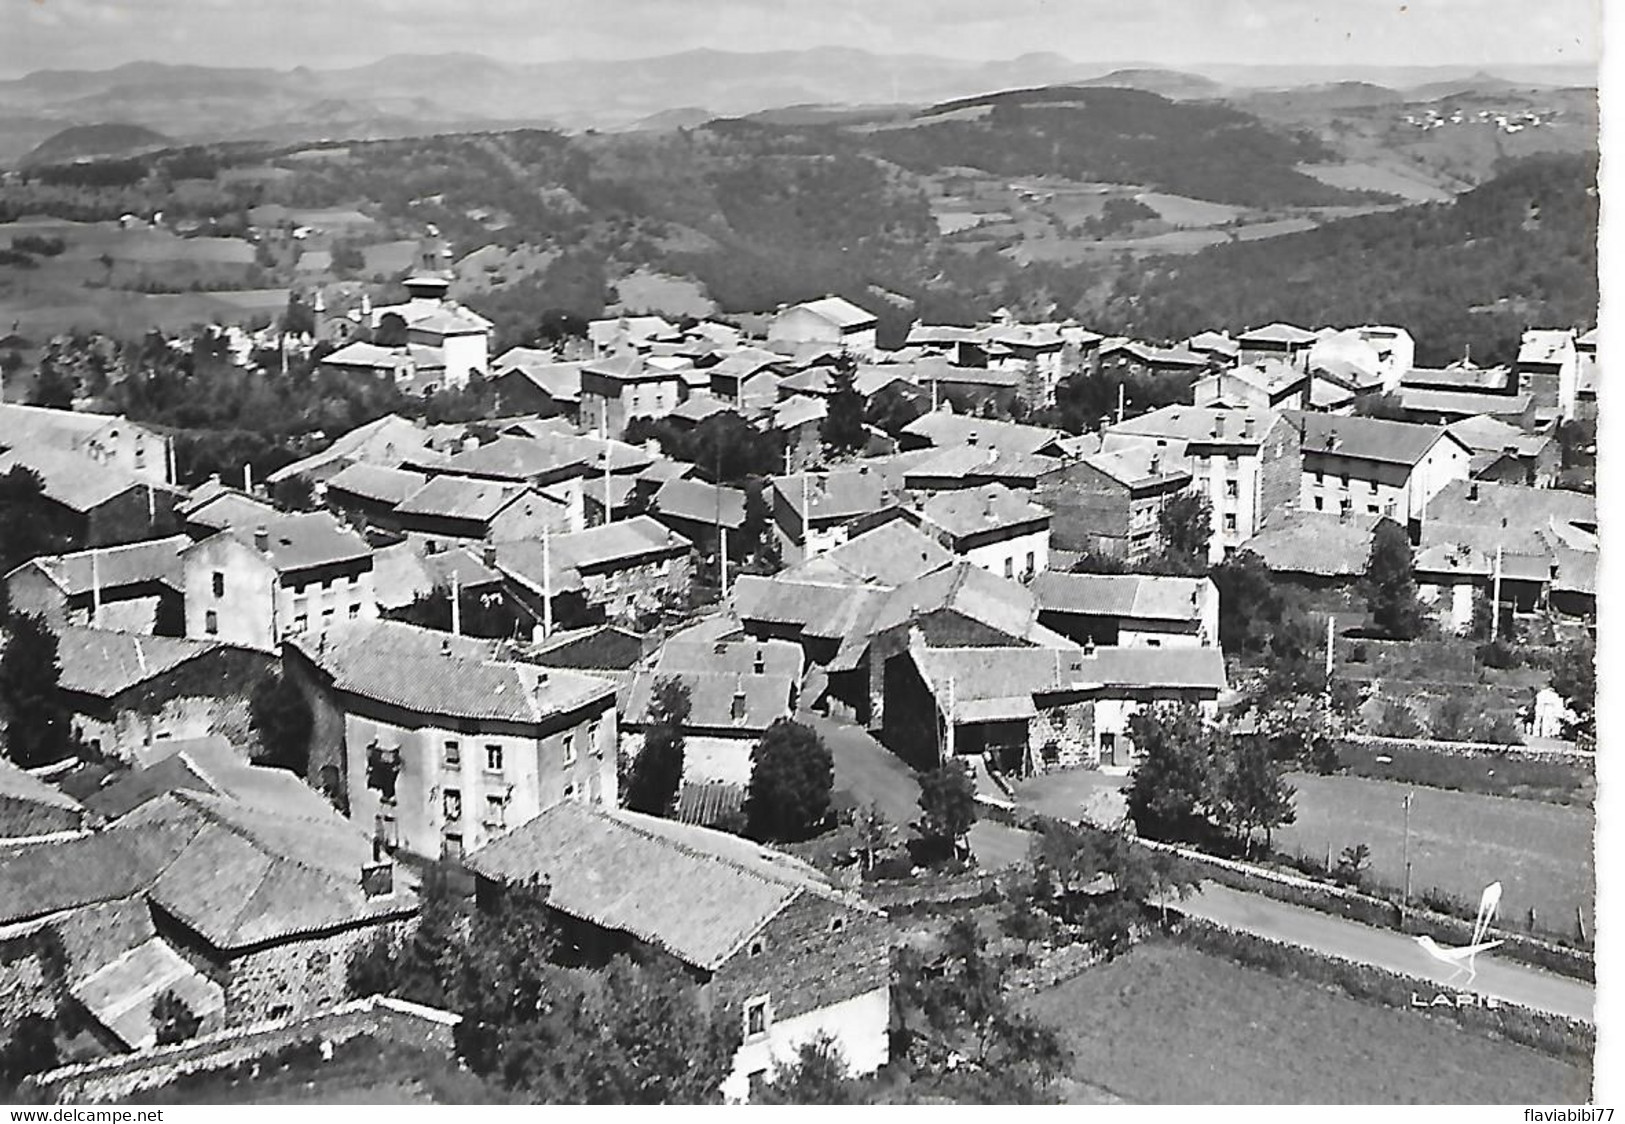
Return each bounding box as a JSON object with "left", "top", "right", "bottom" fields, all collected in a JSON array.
[
  {"left": 534, "top": 309, "right": 588, "bottom": 348},
  {"left": 1365, "top": 520, "right": 1425, "bottom": 639},
  {"left": 375, "top": 312, "right": 410, "bottom": 348},
  {"left": 1216, "top": 735, "right": 1296, "bottom": 856},
  {"left": 853, "top": 801, "right": 893, "bottom": 872},
  {"left": 348, "top": 861, "right": 466, "bottom": 1007},
  {"left": 28, "top": 359, "right": 76, "bottom": 410},
  {"left": 915, "top": 759, "right": 977, "bottom": 859},
  {"left": 1549, "top": 632, "right": 1595, "bottom": 741},
  {"left": 0, "top": 1014, "right": 57, "bottom": 1086},
  {"left": 624, "top": 678, "right": 690, "bottom": 817},
  {"left": 0, "top": 614, "right": 77, "bottom": 768},
  {"left": 820, "top": 358, "right": 867, "bottom": 455},
  {"left": 756, "top": 1032, "right": 859, "bottom": 1105},
  {"left": 248, "top": 671, "right": 314, "bottom": 776},
  {"left": 1123, "top": 705, "right": 1219, "bottom": 843},
  {"left": 745, "top": 718, "right": 833, "bottom": 842},
  {"left": 0, "top": 465, "right": 79, "bottom": 574},
  {"left": 1156, "top": 491, "right": 1212, "bottom": 573},
  {"left": 151, "top": 989, "right": 201, "bottom": 1046},
  {"left": 864, "top": 382, "right": 927, "bottom": 437}
]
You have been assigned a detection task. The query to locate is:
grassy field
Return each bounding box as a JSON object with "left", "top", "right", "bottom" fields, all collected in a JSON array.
[
  {"left": 1133, "top": 191, "right": 1244, "bottom": 226},
  {"left": 613, "top": 267, "right": 715, "bottom": 317},
  {"left": 1013, "top": 768, "right": 1128, "bottom": 828},
  {"left": 1296, "top": 160, "right": 1453, "bottom": 202},
  {"left": 1277, "top": 772, "right": 1594, "bottom": 932},
  {"left": 1022, "top": 941, "right": 1590, "bottom": 1104}
]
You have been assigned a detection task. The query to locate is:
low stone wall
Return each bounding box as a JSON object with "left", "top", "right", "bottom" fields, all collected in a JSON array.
[
  {"left": 863, "top": 871, "right": 1000, "bottom": 915},
  {"left": 27, "top": 996, "right": 459, "bottom": 1104},
  {"left": 1341, "top": 733, "right": 1593, "bottom": 764},
  {"left": 1170, "top": 916, "right": 1592, "bottom": 1062}
]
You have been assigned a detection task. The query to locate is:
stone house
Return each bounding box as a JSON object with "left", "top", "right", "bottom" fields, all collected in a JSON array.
[
  {"left": 493, "top": 515, "right": 694, "bottom": 632},
  {"left": 465, "top": 802, "right": 890, "bottom": 1102},
  {"left": 1291, "top": 412, "right": 1472, "bottom": 539},
  {"left": 0, "top": 444, "right": 183, "bottom": 548},
  {"left": 322, "top": 463, "right": 431, "bottom": 533},
  {"left": 5, "top": 534, "right": 189, "bottom": 634},
  {"left": 286, "top": 620, "right": 619, "bottom": 862},
  {"left": 579, "top": 353, "right": 684, "bottom": 438},
  {"left": 1237, "top": 322, "right": 1318, "bottom": 372},
  {"left": 180, "top": 513, "right": 377, "bottom": 651},
  {"left": 767, "top": 297, "right": 879, "bottom": 359},
  {"left": 394, "top": 475, "right": 568, "bottom": 547},
  {"left": 1032, "top": 572, "right": 1219, "bottom": 649},
  {"left": 900, "top": 639, "right": 1227, "bottom": 774},
  {"left": 769, "top": 468, "right": 906, "bottom": 565},
  {"left": 1513, "top": 328, "right": 1578, "bottom": 422},
  {"left": 0, "top": 402, "right": 174, "bottom": 487},
  {"left": 903, "top": 484, "right": 1052, "bottom": 582},
  {"left": 53, "top": 627, "right": 274, "bottom": 761},
  {"left": 488, "top": 351, "right": 584, "bottom": 420},
  {"left": 1104, "top": 404, "right": 1301, "bottom": 563},
  {"left": 1035, "top": 445, "right": 1192, "bottom": 562}
]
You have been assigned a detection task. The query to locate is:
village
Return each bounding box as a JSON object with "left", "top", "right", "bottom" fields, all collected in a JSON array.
[{"left": 0, "top": 229, "right": 1598, "bottom": 1104}]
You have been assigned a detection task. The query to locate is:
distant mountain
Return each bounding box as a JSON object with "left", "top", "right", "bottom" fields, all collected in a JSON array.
[
  {"left": 1077, "top": 68, "right": 1227, "bottom": 100},
  {"left": 622, "top": 107, "right": 715, "bottom": 133},
  {"left": 22, "top": 122, "right": 172, "bottom": 166},
  {"left": 1406, "top": 70, "right": 1531, "bottom": 102},
  {"left": 1237, "top": 81, "right": 1406, "bottom": 115}
]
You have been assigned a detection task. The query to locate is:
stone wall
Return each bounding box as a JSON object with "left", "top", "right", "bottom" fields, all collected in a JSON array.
[
  {"left": 223, "top": 918, "right": 412, "bottom": 1025},
  {"left": 1258, "top": 415, "right": 1303, "bottom": 526},
  {"left": 1029, "top": 698, "right": 1096, "bottom": 771},
  {"left": 712, "top": 893, "right": 890, "bottom": 1028},
  {"left": 28, "top": 995, "right": 459, "bottom": 1104}
]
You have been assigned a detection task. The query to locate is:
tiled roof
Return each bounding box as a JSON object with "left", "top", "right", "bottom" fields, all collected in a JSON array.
[
  {"left": 905, "top": 324, "right": 981, "bottom": 346},
  {"left": 911, "top": 642, "right": 1227, "bottom": 719},
  {"left": 1445, "top": 415, "right": 1550, "bottom": 457},
  {"left": 1032, "top": 572, "right": 1212, "bottom": 622},
  {"left": 1186, "top": 330, "right": 1239, "bottom": 357},
  {"left": 674, "top": 781, "right": 746, "bottom": 828},
  {"left": 651, "top": 478, "right": 747, "bottom": 530},
  {"left": 122, "top": 789, "right": 415, "bottom": 948},
  {"left": 901, "top": 412, "right": 1066, "bottom": 457},
  {"left": 267, "top": 414, "right": 432, "bottom": 485},
  {"left": 771, "top": 468, "right": 901, "bottom": 523},
  {"left": 0, "top": 446, "right": 145, "bottom": 512},
  {"left": 1078, "top": 444, "right": 1192, "bottom": 488},
  {"left": 730, "top": 576, "right": 886, "bottom": 641},
  {"left": 669, "top": 394, "right": 736, "bottom": 425},
  {"left": 293, "top": 620, "right": 615, "bottom": 725},
  {"left": 71, "top": 935, "right": 225, "bottom": 1050},
  {"left": 1239, "top": 511, "right": 1385, "bottom": 578},
  {"left": 1239, "top": 322, "right": 1319, "bottom": 346},
  {"left": 776, "top": 520, "right": 954, "bottom": 587},
  {"left": 10, "top": 534, "right": 188, "bottom": 597},
  {"left": 0, "top": 825, "right": 192, "bottom": 924},
  {"left": 466, "top": 801, "right": 858, "bottom": 970},
  {"left": 1106, "top": 404, "right": 1276, "bottom": 449},
  {"left": 624, "top": 669, "right": 794, "bottom": 732},
  {"left": 905, "top": 444, "right": 1060, "bottom": 485},
  {"left": 867, "top": 561, "right": 1056, "bottom": 648},
  {"left": 1100, "top": 340, "right": 1210, "bottom": 368},
  {"left": 212, "top": 511, "right": 373, "bottom": 573},
  {"left": 656, "top": 636, "right": 804, "bottom": 679},
  {"left": 771, "top": 394, "right": 827, "bottom": 432},
  {"left": 1402, "top": 364, "right": 1514, "bottom": 392},
  {"left": 913, "top": 484, "right": 1050, "bottom": 540},
  {"left": 183, "top": 490, "right": 279, "bottom": 532},
  {"left": 1517, "top": 329, "right": 1576, "bottom": 367},
  {"left": 444, "top": 434, "right": 652, "bottom": 481},
  {"left": 587, "top": 315, "right": 677, "bottom": 346},
  {"left": 0, "top": 402, "right": 120, "bottom": 445},
  {"left": 1396, "top": 387, "right": 1533, "bottom": 419},
  {"left": 780, "top": 296, "right": 876, "bottom": 330},
  {"left": 550, "top": 515, "right": 691, "bottom": 573},
  {"left": 1423, "top": 480, "right": 1594, "bottom": 536},
  {"left": 0, "top": 756, "right": 85, "bottom": 835},
  {"left": 326, "top": 462, "right": 430, "bottom": 506},
  {"left": 53, "top": 627, "right": 224, "bottom": 698},
  {"left": 1291, "top": 412, "right": 1455, "bottom": 467},
  {"left": 396, "top": 475, "right": 533, "bottom": 521}
]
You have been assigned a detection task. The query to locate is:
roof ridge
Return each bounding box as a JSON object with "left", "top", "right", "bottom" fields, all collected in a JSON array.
[{"left": 603, "top": 807, "right": 834, "bottom": 898}]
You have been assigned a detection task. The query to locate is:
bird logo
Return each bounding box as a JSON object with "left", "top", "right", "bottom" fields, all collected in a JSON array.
[{"left": 1414, "top": 882, "right": 1503, "bottom": 986}]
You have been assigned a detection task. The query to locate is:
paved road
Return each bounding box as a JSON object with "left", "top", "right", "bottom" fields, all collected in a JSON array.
[{"left": 1176, "top": 882, "right": 1595, "bottom": 1024}]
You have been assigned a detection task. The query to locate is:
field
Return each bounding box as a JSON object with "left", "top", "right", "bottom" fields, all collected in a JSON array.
[
  {"left": 1276, "top": 772, "right": 1594, "bottom": 931},
  {"left": 1013, "top": 768, "right": 1128, "bottom": 827},
  {"left": 612, "top": 267, "right": 715, "bottom": 317},
  {"left": 1336, "top": 741, "right": 1593, "bottom": 806},
  {"left": 1022, "top": 941, "right": 1590, "bottom": 1104},
  {"left": 1133, "top": 192, "right": 1244, "bottom": 226},
  {"left": 1297, "top": 160, "right": 1453, "bottom": 202}
]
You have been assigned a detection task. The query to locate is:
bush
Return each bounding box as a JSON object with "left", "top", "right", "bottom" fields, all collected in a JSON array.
[{"left": 1371, "top": 700, "right": 1425, "bottom": 738}]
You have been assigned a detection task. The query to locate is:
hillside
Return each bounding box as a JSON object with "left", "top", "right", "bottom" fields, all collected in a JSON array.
[
  {"left": 22, "top": 122, "right": 172, "bottom": 166},
  {"left": 867, "top": 86, "right": 1378, "bottom": 208},
  {"left": 1076, "top": 68, "right": 1226, "bottom": 99},
  {"left": 1091, "top": 152, "right": 1597, "bottom": 365}
]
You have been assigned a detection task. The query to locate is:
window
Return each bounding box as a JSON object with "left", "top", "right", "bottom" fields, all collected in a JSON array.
[
  {"left": 486, "top": 744, "right": 504, "bottom": 771},
  {"left": 564, "top": 783, "right": 577, "bottom": 800},
  {"left": 349, "top": 573, "right": 359, "bottom": 585},
  {"left": 589, "top": 718, "right": 603, "bottom": 758},
  {"left": 1003, "top": 557, "right": 1014, "bottom": 578},
  {"left": 1369, "top": 479, "right": 1379, "bottom": 493},
  {"left": 1223, "top": 513, "right": 1238, "bottom": 533},
  {"left": 744, "top": 997, "right": 770, "bottom": 1038},
  {"left": 1340, "top": 473, "right": 1350, "bottom": 487},
  {"left": 444, "top": 740, "right": 461, "bottom": 767},
  {"left": 442, "top": 834, "right": 463, "bottom": 861},
  {"left": 1147, "top": 638, "right": 1162, "bottom": 648},
  {"left": 321, "top": 607, "right": 335, "bottom": 622},
  {"left": 1225, "top": 480, "right": 1239, "bottom": 499},
  {"left": 485, "top": 795, "right": 505, "bottom": 829},
  {"left": 564, "top": 732, "right": 578, "bottom": 767},
  {"left": 1226, "top": 455, "right": 1239, "bottom": 471},
  {"left": 443, "top": 789, "right": 462, "bottom": 821},
  {"left": 1315, "top": 470, "right": 1324, "bottom": 485},
  {"left": 748, "top": 938, "right": 765, "bottom": 958},
  {"left": 1314, "top": 497, "right": 1324, "bottom": 511},
  {"left": 204, "top": 610, "right": 219, "bottom": 635},
  {"left": 211, "top": 571, "right": 225, "bottom": 598},
  {"left": 829, "top": 917, "right": 845, "bottom": 934},
  {"left": 1368, "top": 504, "right": 1379, "bottom": 515},
  {"left": 1024, "top": 551, "right": 1035, "bottom": 578},
  {"left": 348, "top": 603, "right": 361, "bottom": 619}
]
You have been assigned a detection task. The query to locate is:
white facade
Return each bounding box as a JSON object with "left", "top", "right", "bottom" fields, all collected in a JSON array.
[
  {"left": 182, "top": 534, "right": 377, "bottom": 653},
  {"left": 1091, "top": 696, "right": 1222, "bottom": 772},
  {"left": 723, "top": 985, "right": 890, "bottom": 1103},
  {"left": 1190, "top": 449, "right": 1263, "bottom": 564},
  {"left": 349, "top": 701, "right": 617, "bottom": 861},
  {"left": 1300, "top": 435, "right": 1471, "bottom": 525},
  {"left": 438, "top": 332, "right": 489, "bottom": 390},
  {"left": 961, "top": 525, "right": 1051, "bottom": 583}
]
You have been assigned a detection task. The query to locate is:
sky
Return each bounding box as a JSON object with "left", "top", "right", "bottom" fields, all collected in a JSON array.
[{"left": 4, "top": 0, "right": 1601, "bottom": 77}]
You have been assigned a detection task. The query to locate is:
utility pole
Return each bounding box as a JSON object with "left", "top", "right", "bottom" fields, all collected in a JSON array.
[
  {"left": 1324, "top": 613, "right": 1335, "bottom": 683},
  {"left": 541, "top": 525, "right": 553, "bottom": 639},
  {"left": 944, "top": 674, "right": 955, "bottom": 766},
  {"left": 450, "top": 569, "right": 461, "bottom": 638},
  {"left": 1402, "top": 790, "right": 1415, "bottom": 907},
  {"left": 1491, "top": 544, "right": 1504, "bottom": 642},
  {"left": 90, "top": 548, "right": 102, "bottom": 628},
  {"left": 1116, "top": 381, "right": 1126, "bottom": 425}
]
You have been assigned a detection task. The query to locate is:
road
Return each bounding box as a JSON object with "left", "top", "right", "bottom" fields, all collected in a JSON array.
[{"left": 1176, "top": 882, "right": 1594, "bottom": 1024}]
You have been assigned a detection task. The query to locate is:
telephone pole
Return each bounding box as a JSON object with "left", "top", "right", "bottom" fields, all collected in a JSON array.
[{"left": 1402, "top": 790, "right": 1415, "bottom": 907}]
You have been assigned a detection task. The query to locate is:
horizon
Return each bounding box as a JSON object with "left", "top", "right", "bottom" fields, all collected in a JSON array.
[{"left": 7, "top": 0, "right": 1599, "bottom": 81}]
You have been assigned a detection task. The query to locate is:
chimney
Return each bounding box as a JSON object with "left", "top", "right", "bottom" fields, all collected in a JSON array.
[
  {"left": 1468, "top": 482, "right": 1480, "bottom": 502},
  {"left": 1150, "top": 453, "right": 1162, "bottom": 476},
  {"left": 360, "top": 860, "right": 394, "bottom": 899},
  {"left": 441, "top": 637, "right": 452, "bottom": 655},
  {"left": 1243, "top": 415, "right": 1255, "bottom": 439},
  {"left": 1339, "top": 504, "right": 1350, "bottom": 524},
  {"left": 966, "top": 431, "right": 979, "bottom": 446},
  {"left": 753, "top": 648, "right": 766, "bottom": 675},
  {"left": 483, "top": 542, "right": 498, "bottom": 567},
  {"left": 253, "top": 524, "right": 269, "bottom": 552},
  {"left": 1083, "top": 640, "right": 1096, "bottom": 657},
  {"left": 1212, "top": 414, "right": 1225, "bottom": 439},
  {"left": 731, "top": 678, "right": 747, "bottom": 723}
]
